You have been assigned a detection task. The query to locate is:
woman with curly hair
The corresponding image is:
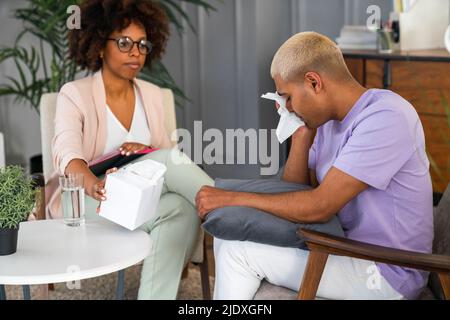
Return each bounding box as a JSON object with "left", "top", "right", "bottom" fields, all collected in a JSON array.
[{"left": 45, "top": 0, "right": 213, "bottom": 299}]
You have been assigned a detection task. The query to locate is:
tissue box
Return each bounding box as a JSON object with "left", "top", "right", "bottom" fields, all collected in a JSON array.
[{"left": 99, "top": 159, "right": 167, "bottom": 230}]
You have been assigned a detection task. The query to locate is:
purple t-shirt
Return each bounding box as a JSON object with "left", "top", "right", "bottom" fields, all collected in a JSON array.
[{"left": 308, "top": 89, "right": 433, "bottom": 299}]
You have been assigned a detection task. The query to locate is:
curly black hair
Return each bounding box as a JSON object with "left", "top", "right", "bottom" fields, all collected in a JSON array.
[{"left": 68, "top": 0, "right": 170, "bottom": 71}]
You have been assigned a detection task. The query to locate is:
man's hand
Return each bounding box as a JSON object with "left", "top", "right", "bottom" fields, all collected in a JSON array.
[
  {"left": 195, "top": 186, "right": 237, "bottom": 219},
  {"left": 119, "top": 142, "right": 151, "bottom": 156}
]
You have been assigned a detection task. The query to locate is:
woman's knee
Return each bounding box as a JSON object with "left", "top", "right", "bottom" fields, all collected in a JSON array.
[
  {"left": 140, "top": 193, "right": 199, "bottom": 233},
  {"left": 146, "top": 148, "right": 189, "bottom": 165},
  {"left": 157, "top": 193, "right": 199, "bottom": 223}
]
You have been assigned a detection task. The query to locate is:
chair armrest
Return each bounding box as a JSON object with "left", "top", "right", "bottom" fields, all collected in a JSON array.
[
  {"left": 31, "top": 173, "right": 45, "bottom": 188},
  {"left": 297, "top": 228, "right": 450, "bottom": 274}
]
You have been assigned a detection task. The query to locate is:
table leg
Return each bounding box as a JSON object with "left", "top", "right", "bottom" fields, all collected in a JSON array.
[
  {"left": 22, "top": 285, "right": 31, "bottom": 300},
  {"left": 383, "top": 59, "right": 391, "bottom": 89},
  {"left": 116, "top": 269, "right": 125, "bottom": 300},
  {"left": 0, "top": 285, "right": 6, "bottom": 300},
  {"left": 362, "top": 58, "right": 367, "bottom": 87}
]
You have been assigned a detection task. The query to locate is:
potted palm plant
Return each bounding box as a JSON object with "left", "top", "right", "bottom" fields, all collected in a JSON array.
[
  {"left": 0, "top": 165, "right": 36, "bottom": 255},
  {"left": 0, "top": 0, "right": 218, "bottom": 172}
]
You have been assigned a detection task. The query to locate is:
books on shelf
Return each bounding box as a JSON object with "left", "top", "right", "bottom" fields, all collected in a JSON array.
[{"left": 336, "top": 25, "right": 377, "bottom": 50}]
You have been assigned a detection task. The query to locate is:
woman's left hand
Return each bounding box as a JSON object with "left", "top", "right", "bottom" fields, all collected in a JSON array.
[{"left": 119, "top": 142, "right": 151, "bottom": 156}]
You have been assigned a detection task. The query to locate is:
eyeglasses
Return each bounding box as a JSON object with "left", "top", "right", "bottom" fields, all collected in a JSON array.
[{"left": 107, "top": 37, "right": 152, "bottom": 55}]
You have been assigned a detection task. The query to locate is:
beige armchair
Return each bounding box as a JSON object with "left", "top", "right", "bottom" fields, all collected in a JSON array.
[{"left": 34, "top": 89, "right": 211, "bottom": 299}]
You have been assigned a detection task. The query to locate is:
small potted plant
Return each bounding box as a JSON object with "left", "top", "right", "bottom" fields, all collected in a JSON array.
[{"left": 0, "top": 165, "right": 36, "bottom": 255}]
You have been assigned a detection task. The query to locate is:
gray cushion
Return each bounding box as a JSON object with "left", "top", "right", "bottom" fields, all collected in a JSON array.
[{"left": 202, "top": 179, "right": 344, "bottom": 249}]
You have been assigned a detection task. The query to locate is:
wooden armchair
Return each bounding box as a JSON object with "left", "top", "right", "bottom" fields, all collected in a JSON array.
[{"left": 254, "top": 183, "right": 450, "bottom": 300}]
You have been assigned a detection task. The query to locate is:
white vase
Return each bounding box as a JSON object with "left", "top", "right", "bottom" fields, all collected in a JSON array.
[{"left": 445, "top": 25, "right": 450, "bottom": 53}]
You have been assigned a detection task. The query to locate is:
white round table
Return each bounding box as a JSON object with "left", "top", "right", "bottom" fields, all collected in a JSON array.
[{"left": 0, "top": 219, "right": 151, "bottom": 300}]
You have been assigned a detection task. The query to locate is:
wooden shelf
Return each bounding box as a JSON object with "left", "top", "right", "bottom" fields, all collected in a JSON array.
[{"left": 342, "top": 49, "right": 450, "bottom": 62}]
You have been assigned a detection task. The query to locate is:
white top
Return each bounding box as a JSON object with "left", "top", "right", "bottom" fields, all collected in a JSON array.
[
  {"left": 0, "top": 219, "right": 151, "bottom": 285},
  {"left": 103, "top": 86, "right": 151, "bottom": 155}
]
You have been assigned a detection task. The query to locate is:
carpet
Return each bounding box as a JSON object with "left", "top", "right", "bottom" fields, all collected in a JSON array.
[{"left": 3, "top": 264, "right": 214, "bottom": 300}]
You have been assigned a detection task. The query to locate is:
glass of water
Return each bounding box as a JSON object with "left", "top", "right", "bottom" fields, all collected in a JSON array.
[{"left": 59, "top": 173, "right": 85, "bottom": 226}]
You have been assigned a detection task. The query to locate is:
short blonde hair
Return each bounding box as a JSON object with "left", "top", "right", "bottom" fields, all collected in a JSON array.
[{"left": 270, "top": 31, "right": 352, "bottom": 82}]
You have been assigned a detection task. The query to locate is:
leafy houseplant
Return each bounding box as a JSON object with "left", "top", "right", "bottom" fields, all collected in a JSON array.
[
  {"left": 0, "top": 0, "right": 217, "bottom": 112},
  {"left": 0, "top": 165, "right": 36, "bottom": 255}
]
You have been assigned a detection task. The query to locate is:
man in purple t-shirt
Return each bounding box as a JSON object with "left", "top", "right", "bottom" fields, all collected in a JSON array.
[{"left": 195, "top": 32, "right": 433, "bottom": 300}]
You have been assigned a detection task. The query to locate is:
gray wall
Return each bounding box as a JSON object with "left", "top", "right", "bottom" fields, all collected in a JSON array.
[
  {"left": 162, "top": 0, "right": 392, "bottom": 179},
  {"left": 0, "top": 0, "right": 392, "bottom": 178}
]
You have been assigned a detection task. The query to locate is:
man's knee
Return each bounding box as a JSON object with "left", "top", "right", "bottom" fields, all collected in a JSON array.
[{"left": 214, "top": 239, "right": 247, "bottom": 266}]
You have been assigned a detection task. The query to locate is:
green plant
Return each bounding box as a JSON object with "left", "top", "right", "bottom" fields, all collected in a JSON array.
[
  {"left": 0, "top": 0, "right": 218, "bottom": 112},
  {"left": 0, "top": 165, "right": 36, "bottom": 229}
]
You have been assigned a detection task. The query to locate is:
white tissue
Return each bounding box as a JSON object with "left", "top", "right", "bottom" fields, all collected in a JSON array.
[{"left": 261, "top": 92, "right": 305, "bottom": 143}]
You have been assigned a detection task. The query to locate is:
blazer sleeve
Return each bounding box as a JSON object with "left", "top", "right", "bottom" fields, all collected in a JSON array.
[{"left": 52, "top": 83, "right": 87, "bottom": 175}]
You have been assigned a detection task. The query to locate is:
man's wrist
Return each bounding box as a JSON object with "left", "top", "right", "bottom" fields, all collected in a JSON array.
[
  {"left": 228, "top": 191, "right": 256, "bottom": 208},
  {"left": 292, "top": 126, "right": 315, "bottom": 144},
  {"left": 290, "top": 137, "right": 313, "bottom": 151}
]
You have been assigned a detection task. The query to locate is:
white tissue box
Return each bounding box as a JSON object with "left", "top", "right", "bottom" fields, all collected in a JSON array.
[{"left": 99, "top": 159, "right": 167, "bottom": 230}]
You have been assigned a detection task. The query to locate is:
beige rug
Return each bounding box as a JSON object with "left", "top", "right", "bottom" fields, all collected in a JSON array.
[{"left": 3, "top": 264, "right": 214, "bottom": 300}]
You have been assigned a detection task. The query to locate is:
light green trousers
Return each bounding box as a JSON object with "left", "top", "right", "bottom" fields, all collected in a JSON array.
[{"left": 85, "top": 149, "right": 213, "bottom": 299}]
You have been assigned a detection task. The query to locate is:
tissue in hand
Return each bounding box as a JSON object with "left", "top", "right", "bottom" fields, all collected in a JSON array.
[
  {"left": 261, "top": 92, "right": 305, "bottom": 143},
  {"left": 99, "top": 159, "right": 167, "bottom": 230}
]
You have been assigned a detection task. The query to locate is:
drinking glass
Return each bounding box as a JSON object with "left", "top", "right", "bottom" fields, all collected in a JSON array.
[{"left": 59, "top": 173, "right": 85, "bottom": 226}]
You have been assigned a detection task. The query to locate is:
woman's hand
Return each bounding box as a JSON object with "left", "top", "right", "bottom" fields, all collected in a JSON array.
[
  {"left": 85, "top": 167, "right": 118, "bottom": 213},
  {"left": 119, "top": 142, "right": 151, "bottom": 156}
]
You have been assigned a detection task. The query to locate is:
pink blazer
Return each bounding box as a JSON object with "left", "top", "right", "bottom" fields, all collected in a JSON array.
[{"left": 45, "top": 70, "right": 172, "bottom": 219}]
